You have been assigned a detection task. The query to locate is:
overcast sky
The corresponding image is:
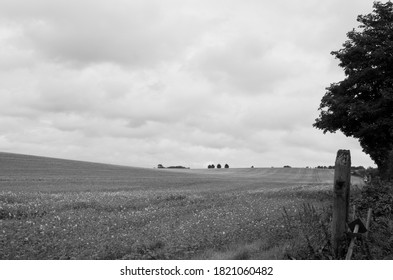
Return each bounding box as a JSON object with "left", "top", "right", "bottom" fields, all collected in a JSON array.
[{"left": 0, "top": 0, "right": 378, "bottom": 168}]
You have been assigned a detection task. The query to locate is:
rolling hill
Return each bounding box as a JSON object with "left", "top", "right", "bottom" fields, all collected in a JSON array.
[
  {"left": 0, "top": 151, "right": 364, "bottom": 260},
  {"left": 0, "top": 151, "right": 362, "bottom": 193}
]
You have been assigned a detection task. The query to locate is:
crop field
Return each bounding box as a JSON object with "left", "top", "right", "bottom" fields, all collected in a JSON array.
[{"left": 0, "top": 152, "right": 364, "bottom": 259}]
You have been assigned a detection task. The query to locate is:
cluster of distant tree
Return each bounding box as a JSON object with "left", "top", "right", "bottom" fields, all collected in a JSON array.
[
  {"left": 351, "top": 166, "right": 366, "bottom": 171},
  {"left": 167, "top": 166, "right": 190, "bottom": 169},
  {"left": 310, "top": 165, "right": 378, "bottom": 180},
  {"left": 311, "top": 165, "right": 368, "bottom": 170},
  {"left": 316, "top": 166, "right": 335, "bottom": 169},
  {"left": 208, "top": 164, "right": 229, "bottom": 169},
  {"left": 364, "top": 167, "right": 379, "bottom": 179},
  {"left": 349, "top": 166, "right": 367, "bottom": 178},
  {"left": 157, "top": 164, "right": 189, "bottom": 169}
]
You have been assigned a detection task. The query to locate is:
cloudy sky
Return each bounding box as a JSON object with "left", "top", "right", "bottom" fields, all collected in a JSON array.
[{"left": 0, "top": 0, "right": 378, "bottom": 168}]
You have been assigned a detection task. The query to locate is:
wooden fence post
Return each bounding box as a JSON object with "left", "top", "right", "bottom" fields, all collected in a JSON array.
[{"left": 332, "top": 149, "right": 351, "bottom": 257}]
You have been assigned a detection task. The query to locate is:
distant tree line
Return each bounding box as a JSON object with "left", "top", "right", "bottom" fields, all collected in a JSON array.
[
  {"left": 167, "top": 166, "right": 190, "bottom": 169},
  {"left": 208, "top": 164, "right": 229, "bottom": 169},
  {"left": 314, "top": 165, "right": 367, "bottom": 170},
  {"left": 157, "top": 164, "right": 190, "bottom": 169}
]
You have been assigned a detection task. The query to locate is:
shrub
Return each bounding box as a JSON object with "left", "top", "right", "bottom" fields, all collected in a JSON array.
[{"left": 355, "top": 180, "right": 393, "bottom": 217}]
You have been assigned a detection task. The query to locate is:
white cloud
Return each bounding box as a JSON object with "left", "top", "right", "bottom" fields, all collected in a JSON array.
[
  {"left": 0, "top": 0, "right": 377, "bottom": 168},
  {"left": 0, "top": 0, "right": 216, "bottom": 67}
]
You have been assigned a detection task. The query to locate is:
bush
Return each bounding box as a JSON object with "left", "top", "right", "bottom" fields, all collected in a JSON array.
[
  {"left": 352, "top": 180, "right": 393, "bottom": 259},
  {"left": 355, "top": 180, "right": 393, "bottom": 217}
]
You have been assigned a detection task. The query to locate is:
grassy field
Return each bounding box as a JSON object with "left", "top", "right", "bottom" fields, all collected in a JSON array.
[{"left": 0, "top": 152, "right": 364, "bottom": 259}]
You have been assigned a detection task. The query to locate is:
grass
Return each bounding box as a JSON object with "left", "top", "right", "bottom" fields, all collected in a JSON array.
[
  {"left": 0, "top": 151, "right": 366, "bottom": 260},
  {"left": 0, "top": 189, "right": 307, "bottom": 259},
  {"left": 191, "top": 190, "right": 337, "bottom": 260},
  {"left": 258, "top": 179, "right": 392, "bottom": 260}
]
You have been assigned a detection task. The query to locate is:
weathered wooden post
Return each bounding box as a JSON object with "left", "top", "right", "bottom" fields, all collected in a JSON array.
[{"left": 332, "top": 149, "right": 351, "bottom": 257}]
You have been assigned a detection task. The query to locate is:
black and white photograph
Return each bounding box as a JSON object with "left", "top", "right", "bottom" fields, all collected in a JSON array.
[{"left": 0, "top": 0, "right": 392, "bottom": 278}]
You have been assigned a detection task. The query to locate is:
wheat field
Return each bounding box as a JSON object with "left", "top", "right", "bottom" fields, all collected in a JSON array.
[{"left": 0, "top": 152, "right": 363, "bottom": 259}]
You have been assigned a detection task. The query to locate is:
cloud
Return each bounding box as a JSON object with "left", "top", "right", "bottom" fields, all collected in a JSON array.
[
  {"left": 0, "top": 0, "right": 377, "bottom": 168},
  {"left": 188, "top": 36, "right": 298, "bottom": 94},
  {"left": 0, "top": 0, "right": 216, "bottom": 67}
]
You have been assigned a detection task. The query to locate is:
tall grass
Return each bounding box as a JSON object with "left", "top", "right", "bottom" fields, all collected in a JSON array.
[{"left": 260, "top": 180, "right": 393, "bottom": 260}]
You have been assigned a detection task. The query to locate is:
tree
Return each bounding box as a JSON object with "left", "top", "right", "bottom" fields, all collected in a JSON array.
[
  {"left": 217, "top": 164, "right": 222, "bottom": 168},
  {"left": 224, "top": 164, "right": 229, "bottom": 168},
  {"left": 313, "top": 1, "right": 393, "bottom": 180}
]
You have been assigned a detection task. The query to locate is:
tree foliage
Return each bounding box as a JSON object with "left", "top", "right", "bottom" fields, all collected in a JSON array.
[{"left": 313, "top": 1, "right": 393, "bottom": 179}]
